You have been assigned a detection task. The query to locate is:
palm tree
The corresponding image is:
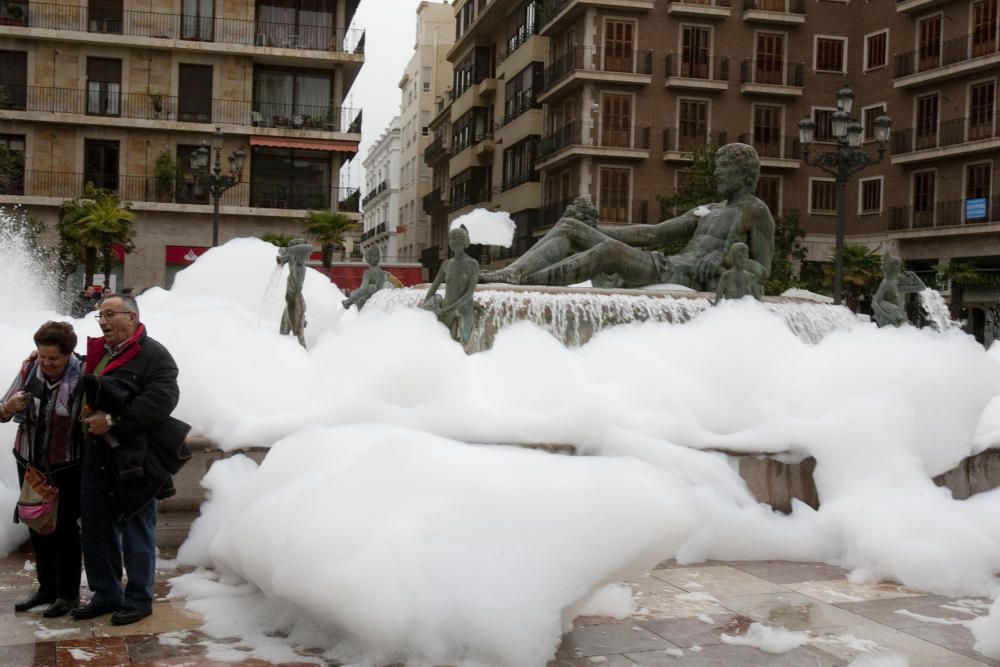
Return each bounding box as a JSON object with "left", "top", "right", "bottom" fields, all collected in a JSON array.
[
  {"left": 60, "top": 184, "right": 136, "bottom": 288},
  {"left": 260, "top": 232, "right": 293, "bottom": 247},
  {"left": 836, "top": 245, "right": 883, "bottom": 312},
  {"left": 936, "top": 259, "right": 981, "bottom": 320},
  {"left": 300, "top": 209, "right": 355, "bottom": 269}
]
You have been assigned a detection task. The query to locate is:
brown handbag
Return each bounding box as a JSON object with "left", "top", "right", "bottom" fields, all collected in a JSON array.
[{"left": 16, "top": 465, "right": 59, "bottom": 535}]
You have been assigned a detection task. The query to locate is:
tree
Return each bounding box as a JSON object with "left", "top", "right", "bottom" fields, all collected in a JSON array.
[
  {"left": 59, "top": 183, "right": 136, "bottom": 288},
  {"left": 0, "top": 144, "right": 24, "bottom": 193},
  {"left": 260, "top": 232, "right": 293, "bottom": 247},
  {"left": 936, "top": 259, "right": 982, "bottom": 320},
  {"left": 300, "top": 209, "right": 355, "bottom": 269},
  {"left": 807, "top": 244, "right": 883, "bottom": 312},
  {"left": 764, "top": 210, "right": 807, "bottom": 295}
]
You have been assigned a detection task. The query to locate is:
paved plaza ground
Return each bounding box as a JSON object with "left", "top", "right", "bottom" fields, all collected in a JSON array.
[{"left": 0, "top": 545, "right": 997, "bottom": 667}]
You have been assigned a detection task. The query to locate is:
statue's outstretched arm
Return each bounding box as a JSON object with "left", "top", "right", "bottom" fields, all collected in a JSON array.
[
  {"left": 898, "top": 270, "right": 927, "bottom": 292},
  {"left": 601, "top": 210, "right": 698, "bottom": 246}
]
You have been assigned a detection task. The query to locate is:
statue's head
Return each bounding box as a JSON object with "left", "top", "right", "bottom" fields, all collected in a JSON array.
[
  {"left": 364, "top": 245, "right": 380, "bottom": 266},
  {"left": 565, "top": 197, "right": 599, "bottom": 227},
  {"left": 883, "top": 254, "right": 902, "bottom": 276},
  {"left": 715, "top": 143, "right": 760, "bottom": 198},
  {"left": 449, "top": 224, "right": 470, "bottom": 254},
  {"left": 728, "top": 242, "right": 750, "bottom": 269}
]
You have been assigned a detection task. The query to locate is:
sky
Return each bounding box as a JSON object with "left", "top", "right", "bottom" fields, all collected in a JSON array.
[{"left": 342, "top": 0, "right": 429, "bottom": 190}]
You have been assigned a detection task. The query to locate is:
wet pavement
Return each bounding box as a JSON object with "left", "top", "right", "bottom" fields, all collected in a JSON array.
[{"left": 0, "top": 546, "right": 997, "bottom": 666}]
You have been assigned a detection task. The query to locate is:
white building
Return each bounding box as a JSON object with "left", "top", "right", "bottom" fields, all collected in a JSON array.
[{"left": 360, "top": 117, "right": 401, "bottom": 262}]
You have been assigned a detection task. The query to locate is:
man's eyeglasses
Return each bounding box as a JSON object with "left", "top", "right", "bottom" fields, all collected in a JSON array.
[{"left": 95, "top": 310, "right": 131, "bottom": 320}]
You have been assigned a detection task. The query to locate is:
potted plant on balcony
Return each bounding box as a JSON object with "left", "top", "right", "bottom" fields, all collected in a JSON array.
[
  {"left": 153, "top": 148, "right": 178, "bottom": 203},
  {"left": 1, "top": 1, "right": 26, "bottom": 25},
  {"left": 148, "top": 92, "right": 165, "bottom": 117}
]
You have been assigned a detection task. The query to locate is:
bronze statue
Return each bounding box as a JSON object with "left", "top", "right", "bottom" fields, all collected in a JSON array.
[
  {"left": 422, "top": 225, "right": 481, "bottom": 346},
  {"left": 276, "top": 238, "right": 314, "bottom": 346},
  {"left": 343, "top": 246, "right": 389, "bottom": 311},
  {"left": 872, "top": 254, "right": 925, "bottom": 327},
  {"left": 715, "top": 242, "right": 763, "bottom": 303},
  {"left": 480, "top": 143, "right": 774, "bottom": 292}
]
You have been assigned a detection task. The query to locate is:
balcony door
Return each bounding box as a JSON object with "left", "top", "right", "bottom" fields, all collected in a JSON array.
[
  {"left": 912, "top": 170, "right": 935, "bottom": 227},
  {"left": 178, "top": 64, "right": 213, "bottom": 122},
  {"left": 0, "top": 51, "right": 27, "bottom": 110},
  {"left": 972, "top": 0, "right": 998, "bottom": 57},
  {"left": 967, "top": 163, "right": 992, "bottom": 201},
  {"left": 755, "top": 32, "right": 784, "bottom": 85},
  {"left": 917, "top": 15, "right": 942, "bottom": 71},
  {"left": 753, "top": 104, "right": 782, "bottom": 157},
  {"left": 968, "top": 81, "right": 996, "bottom": 140},
  {"left": 678, "top": 99, "right": 708, "bottom": 152},
  {"left": 181, "top": 0, "right": 215, "bottom": 41},
  {"left": 915, "top": 93, "right": 939, "bottom": 150},
  {"left": 86, "top": 57, "right": 121, "bottom": 117},
  {"left": 681, "top": 26, "right": 711, "bottom": 79},
  {"left": 89, "top": 0, "right": 123, "bottom": 34},
  {"left": 84, "top": 139, "right": 119, "bottom": 192},
  {"left": 599, "top": 167, "right": 630, "bottom": 223},
  {"left": 603, "top": 20, "right": 634, "bottom": 73},
  {"left": 601, "top": 94, "right": 632, "bottom": 147}
]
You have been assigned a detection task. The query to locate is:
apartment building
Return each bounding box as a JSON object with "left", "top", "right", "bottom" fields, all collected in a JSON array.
[
  {"left": 428, "top": 0, "right": 999, "bottom": 328},
  {"left": 360, "top": 117, "right": 400, "bottom": 262},
  {"left": 395, "top": 0, "right": 454, "bottom": 264},
  {"left": 0, "top": 0, "right": 364, "bottom": 288}
]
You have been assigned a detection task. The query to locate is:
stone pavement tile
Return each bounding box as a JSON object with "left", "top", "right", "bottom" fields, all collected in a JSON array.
[
  {"left": 626, "top": 574, "right": 726, "bottom": 620},
  {"left": 548, "top": 654, "right": 639, "bottom": 666},
  {"left": 624, "top": 643, "right": 844, "bottom": 666},
  {"left": 637, "top": 613, "right": 742, "bottom": 648},
  {"left": 556, "top": 620, "right": 680, "bottom": 659},
  {"left": 93, "top": 599, "right": 203, "bottom": 637},
  {"left": 718, "top": 591, "right": 872, "bottom": 631},
  {"left": 0, "top": 608, "right": 90, "bottom": 646},
  {"left": 56, "top": 635, "right": 129, "bottom": 667},
  {"left": 651, "top": 566, "right": 786, "bottom": 597},
  {"left": 809, "top": 623, "right": 997, "bottom": 667},
  {"left": 0, "top": 640, "right": 58, "bottom": 667},
  {"left": 725, "top": 560, "right": 849, "bottom": 585},
  {"left": 786, "top": 579, "right": 925, "bottom": 604},
  {"left": 126, "top": 630, "right": 212, "bottom": 663},
  {"left": 895, "top": 624, "right": 1000, "bottom": 666},
  {"left": 837, "top": 594, "right": 985, "bottom": 628}
]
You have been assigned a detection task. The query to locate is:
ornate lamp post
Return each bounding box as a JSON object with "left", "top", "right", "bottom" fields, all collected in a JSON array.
[
  {"left": 192, "top": 127, "right": 246, "bottom": 247},
  {"left": 798, "top": 85, "right": 892, "bottom": 305}
]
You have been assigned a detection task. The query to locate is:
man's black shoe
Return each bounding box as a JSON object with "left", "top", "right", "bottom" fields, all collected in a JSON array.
[
  {"left": 110, "top": 607, "right": 152, "bottom": 626},
  {"left": 14, "top": 590, "right": 56, "bottom": 612},
  {"left": 42, "top": 597, "right": 79, "bottom": 618},
  {"left": 70, "top": 602, "right": 118, "bottom": 620}
]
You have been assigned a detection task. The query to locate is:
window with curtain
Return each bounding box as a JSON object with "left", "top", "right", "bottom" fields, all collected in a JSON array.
[
  {"left": 256, "top": 0, "right": 334, "bottom": 49},
  {"left": 254, "top": 67, "right": 331, "bottom": 127},
  {"left": 86, "top": 57, "right": 121, "bottom": 116},
  {"left": 181, "top": 0, "right": 214, "bottom": 41},
  {"left": 0, "top": 134, "right": 25, "bottom": 195},
  {"left": 250, "top": 147, "right": 331, "bottom": 209}
]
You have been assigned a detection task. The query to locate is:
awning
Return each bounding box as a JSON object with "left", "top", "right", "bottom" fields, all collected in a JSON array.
[{"left": 250, "top": 136, "right": 358, "bottom": 155}]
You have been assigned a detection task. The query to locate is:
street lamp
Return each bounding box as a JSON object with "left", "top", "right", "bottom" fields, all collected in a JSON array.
[
  {"left": 798, "top": 85, "right": 891, "bottom": 305},
  {"left": 192, "top": 127, "right": 246, "bottom": 247}
]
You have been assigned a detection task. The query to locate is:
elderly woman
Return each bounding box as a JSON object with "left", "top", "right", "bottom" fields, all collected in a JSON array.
[{"left": 1, "top": 321, "right": 84, "bottom": 618}]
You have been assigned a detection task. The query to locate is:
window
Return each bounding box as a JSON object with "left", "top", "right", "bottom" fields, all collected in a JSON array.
[
  {"left": 810, "top": 178, "right": 835, "bottom": 214},
  {"left": 599, "top": 167, "right": 631, "bottom": 223},
  {"left": 504, "top": 63, "right": 543, "bottom": 123},
  {"left": 859, "top": 177, "right": 882, "bottom": 214},
  {"left": 181, "top": 0, "right": 214, "bottom": 41},
  {"left": 502, "top": 136, "right": 539, "bottom": 190},
  {"left": 452, "top": 46, "right": 492, "bottom": 99},
  {"left": 84, "top": 139, "right": 119, "bottom": 192},
  {"left": 451, "top": 107, "right": 492, "bottom": 152},
  {"left": 250, "top": 146, "right": 331, "bottom": 209},
  {"left": 449, "top": 167, "right": 489, "bottom": 210},
  {"left": 681, "top": 26, "right": 711, "bottom": 79},
  {"left": 756, "top": 175, "right": 781, "bottom": 215},
  {"left": 86, "top": 57, "right": 121, "bottom": 116},
  {"left": 89, "top": 0, "right": 122, "bottom": 33},
  {"left": 815, "top": 36, "right": 846, "bottom": 73},
  {"left": 966, "top": 163, "right": 992, "bottom": 220},
  {"left": 972, "top": 0, "right": 998, "bottom": 57},
  {"left": 505, "top": 1, "right": 538, "bottom": 57},
  {"left": 678, "top": 99, "right": 708, "bottom": 152},
  {"left": 255, "top": 0, "right": 336, "bottom": 50},
  {"left": 863, "top": 104, "right": 886, "bottom": 141},
  {"left": 865, "top": 30, "right": 887, "bottom": 70},
  {"left": 755, "top": 32, "right": 785, "bottom": 85},
  {"left": 179, "top": 64, "right": 213, "bottom": 123},
  {"left": 969, "top": 80, "right": 996, "bottom": 140},
  {"left": 0, "top": 51, "right": 27, "bottom": 110},
  {"left": 813, "top": 108, "right": 835, "bottom": 142},
  {"left": 913, "top": 170, "right": 935, "bottom": 226},
  {"left": 917, "top": 15, "right": 942, "bottom": 72},
  {"left": 915, "top": 94, "right": 939, "bottom": 149},
  {"left": 254, "top": 66, "right": 332, "bottom": 128},
  {"left": 604, "top": 20, "right": 635, "bottom": 73},
  {"left": 753, "top": 104, "right": 782, "bottom": 157},
  {"left": 0, "top": 134, "right": 25, "bottom": 195},
  {"left": 601, "top": 94, "right": 632, "bottom": 147},
  {"left": 421, "top": 111, "right": 430, "bottom": 137}
]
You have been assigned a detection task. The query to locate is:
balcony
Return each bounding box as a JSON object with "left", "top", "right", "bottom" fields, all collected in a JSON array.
[
  {"left": 889, "top": 113, "right": 1000, "bottom": 164},
  {"left": 422, "top": 188, "right": 449, "bottom": 214},
  {"left": 449, "top": 188, "right": 492, "bottom": 212},
  {"left": 500, "top": 171, "right": 540, "bottom": 192},
  {"left": 0, "top": 85, "right": 362, "bottom": 136},
  {"left": 0, "top": 169, "right": 359, "bottom": 212},
  {"left": 662, "top": 129, "right": 729, "bottom": 161},
  {"left": 0, "top": 2, "right": 364, "bottom": 56},
  {"left": 667, "top": 0, "right": 732, "bottom": 19},
  {"left": 538, "top": 0, "right": 655, "bottom": 33},
  {"left": 895, "top": 0, "right": 953, "bottom": 14},
  {"left": 888, "top": 198, "right": 1000, "bottom": 231},
  {"left": 361, "top": 180, "right": 388, "bottom": 207},
  {"left": 424, "top": 136, "right": 452, "bottom": 167},
  {"left": 736, "top": 133, "right": 801, "bottom": 168},
  {"left": 536, "top": 121, "right": 651, "bottom": 169},
  {"left": 893, "top": 32, "right": 1000, "bottom": 87},
  {"left": 741, "top": 0, "right": 806, "bottom": 24},
  {"left": 664, "top": 54, "right": 730, "bottom": 91},
  {"left": 360, "top": 221, "right": 389, "bottom": 243},
  {"left": 539, "top": 46, "right": 654, "bottom": 102},
  {"left": 498, "top": 20, "right": 540, "bottom": 63},
  {"left": 739, "top": 60, "right": 803, "bottom": 96}
]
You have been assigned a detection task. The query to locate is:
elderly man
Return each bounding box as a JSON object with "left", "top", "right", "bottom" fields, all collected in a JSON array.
[
  {"left": 71, "top": 294, "right": 180, "bottom": 626},
  {"left": 481, "top": 143, "right": 774, "bottom": 291}
]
